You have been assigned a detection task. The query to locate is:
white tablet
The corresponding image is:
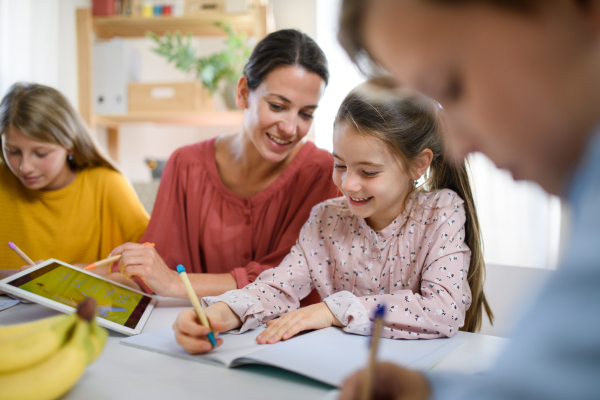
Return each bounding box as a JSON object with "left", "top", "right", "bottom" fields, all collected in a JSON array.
[{"left": 0, "top": 259, "right": 157, "bottom": 336}]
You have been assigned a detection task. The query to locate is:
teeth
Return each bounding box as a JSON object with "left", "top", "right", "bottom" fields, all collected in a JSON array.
[
  {"left": 267, "top": 133, "right": 292, "bottom": 145},
  {"left": 350, "top": 196, "right": 371, "bottom": 202}
]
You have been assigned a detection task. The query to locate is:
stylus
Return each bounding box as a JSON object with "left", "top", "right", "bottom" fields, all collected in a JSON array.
[
  {"left": 7, "top": 242, "right": 35, "bottom": 266},
  {"left": 176, "top": 264, "right": 217, "bottom": 348}
]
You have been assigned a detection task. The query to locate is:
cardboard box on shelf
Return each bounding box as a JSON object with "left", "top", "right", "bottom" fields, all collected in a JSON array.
[
  {"left": 128, "top": 81, "right": 214, "bottom": 113},
  {"left": 185, "top": 0, "right": 223, "bottom": 15}
]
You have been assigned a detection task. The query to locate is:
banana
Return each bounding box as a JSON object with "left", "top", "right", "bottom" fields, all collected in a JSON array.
[
  {"left": 0, "top": 313, "right": 68, "bottom": 339},
  {"left": 0, "top": 317, "right": 94, "bottom": 400},
  {"left": 0, "top": 312, "right": 77, "bottom": 373},
  {"left": 88, "top": 317, "right": 108, "bottom": 363}
]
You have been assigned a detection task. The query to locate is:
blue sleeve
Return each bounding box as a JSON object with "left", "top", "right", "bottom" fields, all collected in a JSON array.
[{"left": 426, "top": 129, "right": 600, "bottom": 400}]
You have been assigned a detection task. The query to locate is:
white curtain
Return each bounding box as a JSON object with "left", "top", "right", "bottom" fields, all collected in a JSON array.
[
  {"left": 315, "top": 0, "right": 562, "bottom": 270},
  {"left": 0, "top": 0, "right": 88, "bottom": 106}
]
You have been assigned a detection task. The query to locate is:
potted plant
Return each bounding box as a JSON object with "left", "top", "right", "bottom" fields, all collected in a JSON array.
[{"left": 147, "top": 22, "right": 253, "bottom": 109}]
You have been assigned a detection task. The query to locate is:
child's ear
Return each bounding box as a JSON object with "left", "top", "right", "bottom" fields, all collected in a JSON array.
[
  {"left": 236, "top": 75, "right": 250, "bottom": 109},
  {"left": 413, "top": 149, "right": 433, "bottom": 180}
]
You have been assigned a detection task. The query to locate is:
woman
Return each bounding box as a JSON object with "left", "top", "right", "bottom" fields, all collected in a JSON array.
[
  {"left": 336, "top": 1, "right": 600, "bottom": 399},
  {"left": 111, "top": 29, "right": 339, "bottom": 300}
]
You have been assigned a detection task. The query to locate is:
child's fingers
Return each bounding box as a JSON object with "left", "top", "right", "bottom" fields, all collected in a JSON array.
[
  {"left": 260, "top": 314, "right": 303, "bottom": 344},
  {"left": 19, "top": 260, "right": 45, "bottom": 271},
  {"left": 176, "top": 309, "right": 210, "bottom": 337},
  {"left": 271, "top": 316, "right": 308, "bottom": 343},
  {"left": 206, "top": 318, "right": 228, "bottom": 334},
  {"left": 257, "top": 317, "right": 287, "bottom": 343},
  {"left": 174, "top": 329, "right": 215, "bottom": 354}
]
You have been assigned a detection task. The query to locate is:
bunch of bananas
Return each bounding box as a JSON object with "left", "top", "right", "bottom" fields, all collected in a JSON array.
[{"left": 0, "top": 298, "right": 108, "bottom": 400}]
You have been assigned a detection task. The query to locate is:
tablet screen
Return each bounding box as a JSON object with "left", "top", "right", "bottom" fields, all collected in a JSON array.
[{"left": 7, "top": 262, "right": 151, "bottom": 329}]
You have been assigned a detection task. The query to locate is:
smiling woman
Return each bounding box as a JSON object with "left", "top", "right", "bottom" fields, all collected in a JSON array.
[{"left": 110, "top": 29, "right": 340, "bottom": 301}]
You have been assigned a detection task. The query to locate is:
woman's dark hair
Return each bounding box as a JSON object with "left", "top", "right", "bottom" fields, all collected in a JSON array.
[
  {"left": 335, "top": 80, "right": 494, "bottom": 333},
  {"left": 244, "top": 29, "right": 329, "bottom": 90}
]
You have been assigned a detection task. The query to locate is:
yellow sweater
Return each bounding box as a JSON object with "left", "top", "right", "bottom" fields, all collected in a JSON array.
[{"left": 0, "top": 166, "right": 149, "bottom": 269}]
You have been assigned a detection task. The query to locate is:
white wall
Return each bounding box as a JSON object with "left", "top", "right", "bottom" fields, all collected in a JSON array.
[{"left": 0, "top": 0, "right": 87, "bottom": 107}]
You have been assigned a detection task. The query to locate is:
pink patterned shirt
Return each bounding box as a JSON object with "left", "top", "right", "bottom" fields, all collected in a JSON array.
[{"left": 203, "top": 189, "right": 472, "bottom": 339}]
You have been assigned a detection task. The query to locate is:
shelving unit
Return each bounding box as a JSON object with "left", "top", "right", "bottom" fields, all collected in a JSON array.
[{"left": 75, "top": 4, "right": 273, "bottom": 161}]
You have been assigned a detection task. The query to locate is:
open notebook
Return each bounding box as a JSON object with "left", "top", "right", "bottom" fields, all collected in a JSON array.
[{"left": 120, "top": 326, "right": 465, "bottom": 387}]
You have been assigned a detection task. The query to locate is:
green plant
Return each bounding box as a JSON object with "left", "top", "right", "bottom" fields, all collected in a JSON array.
[{"left": 147, "top": 22, "right": 253, "bottom": 95}]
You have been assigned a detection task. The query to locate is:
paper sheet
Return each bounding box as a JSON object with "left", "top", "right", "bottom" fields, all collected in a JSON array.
[
  {"left": 120, "top": 326, "right": 267, "bottom": 367},
  {"left": 0, "top": 302, "right": 61, "bottom": 326},
  {"left": 0, "top": 299, "right": 20, "bottom": 312},
  {"left": 242, "top": 327, "right": 466, "bottom": 387},
  {"left": 120, "top": 326, "right": 465, "bottom": 387}
]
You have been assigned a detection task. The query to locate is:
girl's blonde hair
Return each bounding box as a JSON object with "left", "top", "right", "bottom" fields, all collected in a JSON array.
[
  {"left": 335, "top": 80, "right": 493, "bottom": 332},
  {"left": 0, "top": 82, "right": 118, "bottom": 172}
]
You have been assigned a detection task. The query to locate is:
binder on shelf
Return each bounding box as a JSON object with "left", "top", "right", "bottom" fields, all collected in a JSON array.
[{"left": 93, "top": 38, "right": 140, "bottom": 114}]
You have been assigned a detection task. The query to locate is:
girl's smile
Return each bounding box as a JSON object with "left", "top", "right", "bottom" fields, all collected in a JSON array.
[
  {"left": 347, "top": 196, "right": 374, "bottom": 206},
  {"left": 332, "top": 123, "right": 414, "bottom": 232}
]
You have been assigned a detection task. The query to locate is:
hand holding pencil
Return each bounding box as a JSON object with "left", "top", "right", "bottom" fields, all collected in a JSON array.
[
  {"left": 339, "top": 304, "right": 430, "bottom": 400},
  {"left": 172, "top": 265, "right": 238, "bottom": 354}
]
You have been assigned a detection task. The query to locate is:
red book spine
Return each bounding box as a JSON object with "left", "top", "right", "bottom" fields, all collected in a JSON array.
[{"left": 92, "top": 0, "right": 115, "bottom": 16}]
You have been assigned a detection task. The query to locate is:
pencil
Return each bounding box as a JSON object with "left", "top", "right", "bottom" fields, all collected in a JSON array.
[
  {"left": 7, "top": 242, "right": 35, "bottom": 266},
  {"left": 176, "top": 264, "right": 217, "bottom": 348},
  {"left": 84, "top": 242, "right": 154, "bottom": 270},
  {"left": 361, "top": 304, "right": 386, "bottom": 400}
]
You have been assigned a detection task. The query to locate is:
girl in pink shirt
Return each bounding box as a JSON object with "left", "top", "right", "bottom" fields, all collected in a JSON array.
[{"left": 174, "top": 80, "right": 493, "bottom": 353}]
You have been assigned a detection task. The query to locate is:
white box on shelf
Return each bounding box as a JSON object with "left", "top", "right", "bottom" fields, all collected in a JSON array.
[
  {"left": 224, "top": 0, "right": 251, "bottom": 14},
  {"left": 93, "top": 38, "right": 140, "bottom": 114}
]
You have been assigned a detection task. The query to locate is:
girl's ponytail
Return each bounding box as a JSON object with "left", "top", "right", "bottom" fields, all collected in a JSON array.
[{"left": 428, "top": 153, "right": 494, "bottom": 332}]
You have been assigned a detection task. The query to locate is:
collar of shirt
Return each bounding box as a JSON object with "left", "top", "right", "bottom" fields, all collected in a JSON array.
[{"left": 564, "top": 121, "right": 600, "bottom": 206}]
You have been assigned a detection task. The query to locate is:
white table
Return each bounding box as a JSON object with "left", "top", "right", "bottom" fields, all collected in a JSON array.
[{"left": 0, "top": 296, "right": 509, "bottom": 400}]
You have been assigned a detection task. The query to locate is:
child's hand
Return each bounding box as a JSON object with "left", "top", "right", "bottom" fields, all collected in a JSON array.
[
  {"left": 339, "top": 362, "right": 430, "bottom": 400},
  {"left": 18, "top": 260, "right": 45, "bottom": 271},
  {"left": 256, "top": 302, "right": 343, "bottom": 344},
  {"left": 173, "top": 302, "right": 241, "bottom": 355}
]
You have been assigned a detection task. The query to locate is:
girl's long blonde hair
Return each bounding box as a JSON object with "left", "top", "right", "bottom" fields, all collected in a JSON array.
[
  {"left": 0, "top": 82, "right": 118, "bottom": 172},
  {"left": 335, "top": 80, "right": 493, "bottom": 332}
]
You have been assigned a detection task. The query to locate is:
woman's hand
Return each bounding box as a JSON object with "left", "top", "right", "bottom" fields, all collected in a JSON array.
[
  {"left": 256, "top": 302, "right": 343, "bottom": 344},
  {"left": 173, "top": 303, "right": 241, "bottom": 354},
  {"left": 339, "top": 362, "right": 430, "bottom": 400},
  {"left": 110, "top": 242, "right": 183, "bottom": 298}
]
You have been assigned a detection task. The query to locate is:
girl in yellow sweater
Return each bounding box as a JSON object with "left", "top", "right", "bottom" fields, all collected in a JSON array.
[{"left": 0, "top": 82, "right": 148, "bottom": 288}]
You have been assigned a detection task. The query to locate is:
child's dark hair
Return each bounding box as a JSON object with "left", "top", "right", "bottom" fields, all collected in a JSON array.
[
  {"left": 334, "top": 79, "right": 493, "bottom": 332},
  {"left": 244, "top": 29, "right": 329, "bottom": 90},
  {"left": 0, "top": 82, "right": 118, "bottom": 172}
]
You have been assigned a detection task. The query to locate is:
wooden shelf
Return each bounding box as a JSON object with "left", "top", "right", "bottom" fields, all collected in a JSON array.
[
  {"left": 77, "top": 4, "right": 273, "bottom": 162},
  {"left": 93, "top": 14, "right": 259, "bottom": 38},
  {"left": 95, "top": 111, "right": 244, "bottom": 128}
]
